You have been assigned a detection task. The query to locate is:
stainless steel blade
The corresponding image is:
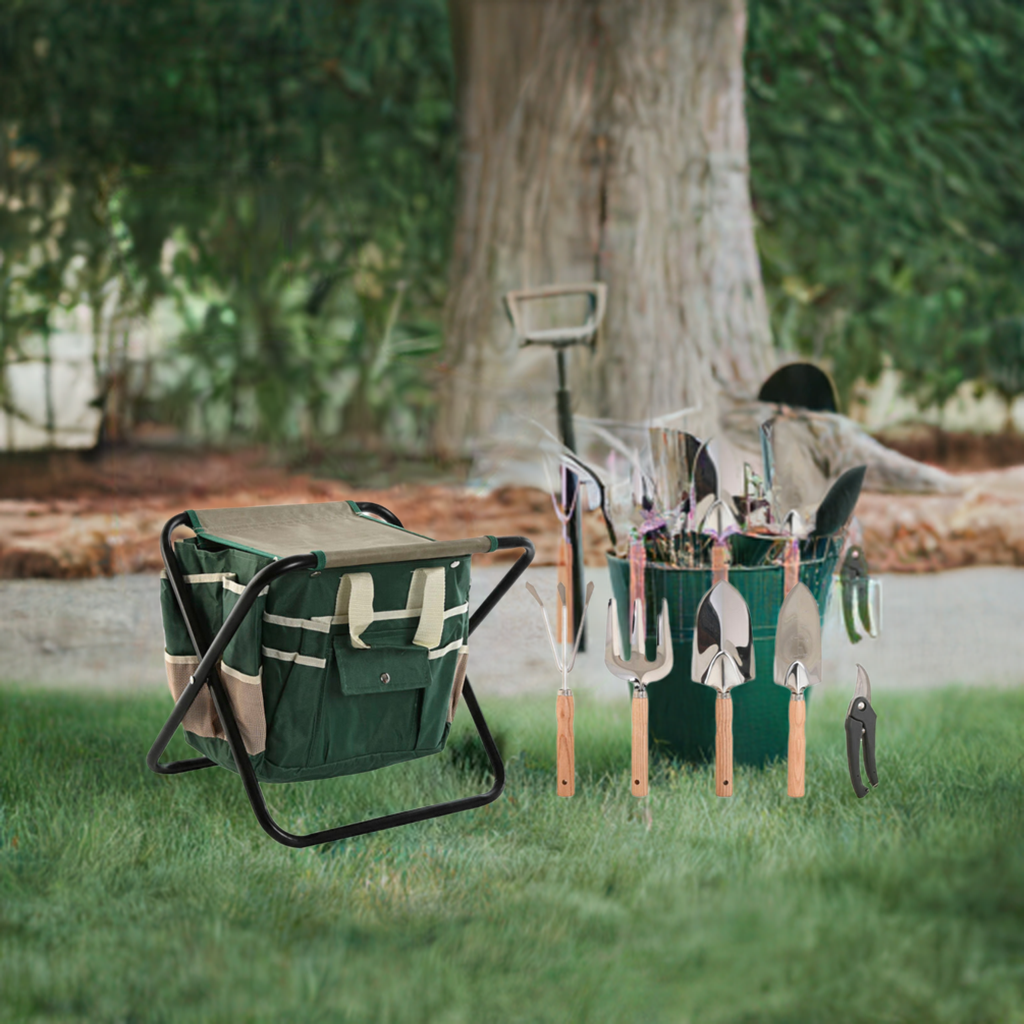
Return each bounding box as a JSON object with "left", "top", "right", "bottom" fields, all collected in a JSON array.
[
  {"left": 760, "top": 420, "right": 776, "bottom": 519},
  {"left": 690, "top": 580, "right": 755, "bottom": 692},
  {"left": 854, "top": 663, "right": 871, "bottom": 704},
  {"left": 648, "top": 427, "right": 697, "bottom": 516},
  {"left": 690, "top": 440, "right": 718, "bottom": 527},
  {"left": 605, "top": 598, "right": 674, "bottom": 685},
  {"left": 773, "top": 581, "right": 821, "bottom": 694}
]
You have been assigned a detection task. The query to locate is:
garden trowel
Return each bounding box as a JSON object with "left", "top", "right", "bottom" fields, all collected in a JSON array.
[
  {"left": 773, "top": 582, "right": 821, "bottom": 797},
  {"left": 605, "top": 597, "right": 674, "bottom": 797},
  {"left": 691, "top": 581, "right": 755, "bottom": 797}
]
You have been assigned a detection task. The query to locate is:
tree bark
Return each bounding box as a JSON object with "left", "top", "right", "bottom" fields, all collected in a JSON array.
[
  {"left": 721, "top": 399, "right": 965, "bottom": 495},
  {"left": 439, "top": 0, "right": 772, "bottom": 457}
]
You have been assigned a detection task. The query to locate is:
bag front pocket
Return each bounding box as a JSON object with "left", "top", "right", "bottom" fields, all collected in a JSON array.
[{"left": 319, "top": 638, "right": 432, "bottom": 764}]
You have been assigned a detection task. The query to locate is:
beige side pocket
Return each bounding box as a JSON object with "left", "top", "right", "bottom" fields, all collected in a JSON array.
[
  {"left": 447, "top": 649, "right": 469, "bottom": 724},
  {"left": 164, "top": 653, "right": 220, "bottom": 739},
  {"left": 164, "top": 653, "right": 267, "bottom": 755},
  {"left": 220, "top": 663, "right": 267, "bottom": 755}
]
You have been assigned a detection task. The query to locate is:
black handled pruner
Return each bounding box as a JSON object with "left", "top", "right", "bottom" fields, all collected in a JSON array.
[{"left": 845, "top": 664, "right": 878, "bottom": 798}]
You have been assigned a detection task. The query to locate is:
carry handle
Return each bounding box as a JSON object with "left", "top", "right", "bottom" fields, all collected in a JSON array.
[
  {"left": 354, "top": 501, "right": 404, "bottom": 528},
  {"left": 504, "top": 282, "right": 607, "bottom": 348}
]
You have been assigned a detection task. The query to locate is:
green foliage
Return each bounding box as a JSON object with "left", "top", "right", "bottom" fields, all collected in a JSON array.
[
  {"left": 748, "top": 0, "right": 1024, "bottom": 414},
  {"left": 1, "top": 685, "right": 1024, "bottom": 1020},
  {"left": 4, "top": 0, "right": 1024, "bottom": 442},
  {"left": 0, "top": 0, "right": 454, "bottom": 445}
]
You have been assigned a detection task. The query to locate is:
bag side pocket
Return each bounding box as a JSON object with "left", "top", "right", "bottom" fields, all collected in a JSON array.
[{"left": 161, "top": 576, "right": 221, "bottom": 742}]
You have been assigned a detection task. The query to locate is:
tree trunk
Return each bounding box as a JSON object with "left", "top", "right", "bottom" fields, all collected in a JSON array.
[{"left": 439, "top": 0, "right": 773, "bottom": 457}]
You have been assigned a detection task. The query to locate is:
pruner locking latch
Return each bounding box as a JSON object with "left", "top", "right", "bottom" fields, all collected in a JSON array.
[{"left": 845, "top": 664, "right": 878, "bottom": 798}]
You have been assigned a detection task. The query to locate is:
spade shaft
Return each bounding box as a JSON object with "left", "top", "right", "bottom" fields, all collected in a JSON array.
[
  {"left": 715, "top": 694, "right": 733, "bottom": 797},
  {"left": 788, "top": 699, "right": 806, "bottom": 797},
  {"left": 631, "top": 687, "right": 648, "bottom": 797},
  {"left": 557, "top": 691, "right": 575, "bottom": 797}
]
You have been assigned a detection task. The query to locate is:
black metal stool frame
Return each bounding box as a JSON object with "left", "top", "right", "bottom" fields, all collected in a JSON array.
[{"left": 148, "top": 504, "right": 535, "bottom": 847}]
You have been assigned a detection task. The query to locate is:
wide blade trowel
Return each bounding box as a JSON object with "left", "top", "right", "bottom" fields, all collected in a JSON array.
[
  {"left": 691, "top": 581, "right": 755, "bottom": 797},
  {"left": 773, "top": 582, "right": 821, "bottom": 797}
]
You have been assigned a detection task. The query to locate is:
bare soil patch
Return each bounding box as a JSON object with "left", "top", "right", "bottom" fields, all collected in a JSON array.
[
  {"left": 2, "top": 445, "right": 1023, "bottom": 578},
  {"left": 0, "top": 447, "right": 605, "bottom": 578},
  {"left": 876, "top": 426, "right": 1024, "bottom": 472}
]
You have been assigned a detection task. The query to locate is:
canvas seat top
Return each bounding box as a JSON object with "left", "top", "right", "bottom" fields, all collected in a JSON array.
[{"left": 187, "top": 500, "right": 497, "bottom": 570}]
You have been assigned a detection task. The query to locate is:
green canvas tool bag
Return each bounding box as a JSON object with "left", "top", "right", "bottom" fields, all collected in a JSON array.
[
  {"left": 608, "top": 536, "right": 840, "bottom": 767},
  {"left": 159, "top": 501, "right": 493, "bottom": 784}
]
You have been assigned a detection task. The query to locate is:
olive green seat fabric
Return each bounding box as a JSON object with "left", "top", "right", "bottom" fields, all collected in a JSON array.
[
  {"left": 161, "top": 501, "right": 493, "bottom": 784},
  {"left": 608, "top": 538, "right": 839, "bottom": 768}
]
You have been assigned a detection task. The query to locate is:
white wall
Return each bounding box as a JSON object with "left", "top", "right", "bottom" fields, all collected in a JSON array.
[{"left": 3, "top": 328, "right": 102, "bottom": 450}]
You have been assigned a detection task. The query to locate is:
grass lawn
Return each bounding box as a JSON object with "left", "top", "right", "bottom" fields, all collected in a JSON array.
[{"left": 1, "top": 684, "right": 1023, "bottom": 1023}]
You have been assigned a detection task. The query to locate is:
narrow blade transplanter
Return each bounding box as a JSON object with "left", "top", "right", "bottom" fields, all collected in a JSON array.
[{"left": 772, "top": 581, "right": 821, "bottom": 797}]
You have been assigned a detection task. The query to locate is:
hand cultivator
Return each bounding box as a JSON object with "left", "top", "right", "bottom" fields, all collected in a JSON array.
[{"left": 604, "top": 597, "right": 673, "bottom": 797}]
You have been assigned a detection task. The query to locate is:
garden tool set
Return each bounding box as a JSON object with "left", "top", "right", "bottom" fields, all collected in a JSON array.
[
  {"left": 532, "top": 398, "right": 882, "bottom": 801},
  {"left": 527, "top": 580, "right": 594, "bottom": 796}
]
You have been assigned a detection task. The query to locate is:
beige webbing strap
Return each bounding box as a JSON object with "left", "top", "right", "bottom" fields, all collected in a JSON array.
[
  {"left": 407, "top": 567, "right": 446, "bottom": 650},
  {"left": 335, "top": 573, "right": 375, "bottom": 648}
]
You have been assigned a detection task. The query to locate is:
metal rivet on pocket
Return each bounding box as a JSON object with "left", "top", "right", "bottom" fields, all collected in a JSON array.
[
  {"left": 450, "top": 561, "right": 460, "bottom": 568},
  {"left": 380, "top": 672, "right": 390, "bottom": 684}
]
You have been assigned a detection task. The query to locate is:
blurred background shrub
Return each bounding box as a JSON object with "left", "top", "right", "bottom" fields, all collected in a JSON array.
[{"left": 1, "top": 0, "right": 1022, "bottom": 449}]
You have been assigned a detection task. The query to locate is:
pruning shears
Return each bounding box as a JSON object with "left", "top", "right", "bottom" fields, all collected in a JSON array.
[
  {"left": 840, "top": 545, "right": 880, "bottom": 644},
  {"left": 845, "top": 664, "right": 878, "bottom": 798}
]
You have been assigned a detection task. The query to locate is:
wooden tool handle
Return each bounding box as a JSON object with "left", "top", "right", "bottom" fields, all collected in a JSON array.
[
  {"left": 557, "top": 692, "right": 575, "bottom": 797},
  {"left": 783, "top": 540, "right": 800, "bottom": 596},
  {"left": 715, "top": 694, "right": 733, "bottom": 797},
  {"left": 631, "top": 692, "right": 649, "bottom": 798},
  {"left": 712, "top": 543, "right": 729, "bottom": 585},
  {"left": 787, "top": 697, "right": 806, "bottom": 798}
]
